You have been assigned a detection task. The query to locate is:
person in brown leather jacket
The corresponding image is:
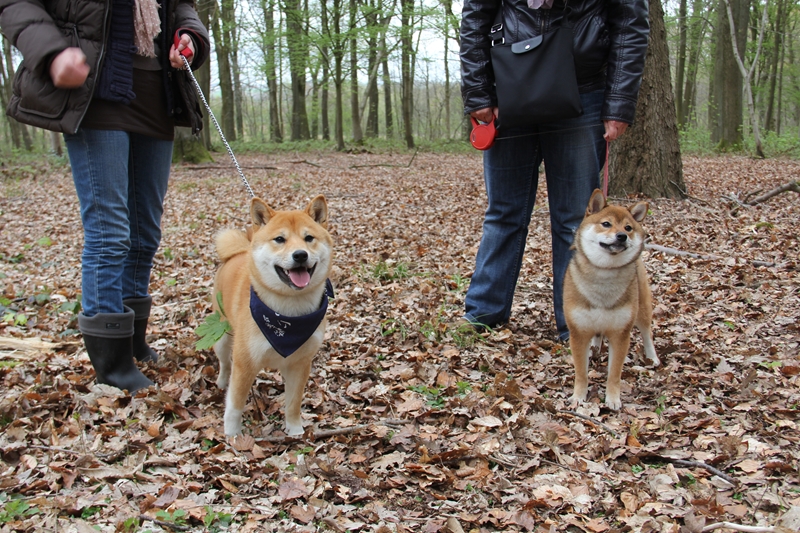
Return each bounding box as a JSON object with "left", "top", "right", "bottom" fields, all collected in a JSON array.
[
  {"left": 458, "top": 0, "right": 649, "bottom": 341},
  {"left": 0, "top": 0, "right": 209, "bottom": 392}
]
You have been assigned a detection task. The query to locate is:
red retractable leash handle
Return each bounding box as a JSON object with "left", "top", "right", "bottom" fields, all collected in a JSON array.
[
  {"left": 174, "top": 31, "right": 194, "bottom": 61},
  {"left": 470, "top": 117, "right": 497, "bottom": 151}
]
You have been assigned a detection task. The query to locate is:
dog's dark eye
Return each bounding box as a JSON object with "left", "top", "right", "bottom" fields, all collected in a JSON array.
[
  {"left": 602, "top": 221, "right": 612, "bottom": 228},
  {"left": 625, "top": 225, "right": 632, "bottom": 232},
  {"left": 274, "top": 236, "right": 285, "bottom": 244},
  {"left": 305, "top": 235, "right": 315, "bottom": 243}
]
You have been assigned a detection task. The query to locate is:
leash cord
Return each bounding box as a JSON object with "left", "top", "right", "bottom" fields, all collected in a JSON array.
[{"left": 180, "top": 55, "right": 256, "bottom": 199}]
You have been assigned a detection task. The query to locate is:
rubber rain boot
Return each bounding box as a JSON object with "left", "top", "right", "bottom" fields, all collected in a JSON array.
[
  {"left": 123, "top": 295, "right": 159, "bottom": 363},
  {"left": 79, "top": 309, "right": 154, "bottom": 393}
]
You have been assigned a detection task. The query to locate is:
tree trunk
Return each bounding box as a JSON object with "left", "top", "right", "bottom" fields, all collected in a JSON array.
[
  {"left": 1, "top": 40, "right": 32, "bottom": 151},
  {"left": 723, "top": 0, "right": 767, "bottom": 158},
  {"left": 172, "top": 127, "right": 213, "bottom": 164},
  {"left": 262, "top": 0, "right": 283, "bottom": 143},
  {"left": 400, "top": 0, "right": 415, "bottom": 149},
  {"left": 609, "top": 0, "right": 684, "bottom": 198},
  {"left": 382, "top": 42, "right": 393, "bottom": 138},
  {"left": 283, "top": 0, "right": 310, "bottom": 140},
  {"left": 710, "top": 0, "right": 748, "bottom": 151},
  {"left": 681, "top": 0, "right": 709, "bottom": 127},
  {"left": 763, "top": 0, "right": 785, "bottom": 132},
  {"left": 349, "top": 0, "right": 363, "bottom": 143},
  {"left": 196, "top": 0, "right": 213, "bottom": 148},
  {"left": 675, "top": 0, "right": 687, "bottom": 128},
  {"left": 213, "top": 0, "right": 237, "bottom": 142},
  {"left": 321, "top": 0, "right": 331, "bottom": 141},
  {"left": 332, "top": 0, "right": 346, "bottom": 150},
  {"left": 364, "top": 0, "right": 380, "bottom": 138}
]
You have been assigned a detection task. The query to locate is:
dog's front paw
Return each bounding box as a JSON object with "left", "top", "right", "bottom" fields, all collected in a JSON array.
[
  {"left": 223, "top": 408, "right": 243, "bottom": 436},
  {"left": 216, "top": 373, "right": 229, "bottom": 389},
  {"left": 285, "top": 421, "right": 305, "bottom": 436},
  {"left": 569, "top": 391, "right": 587, "bottom": 407},
  {"left": 605, "top": 394, "right": 622, "bottom": 411}
]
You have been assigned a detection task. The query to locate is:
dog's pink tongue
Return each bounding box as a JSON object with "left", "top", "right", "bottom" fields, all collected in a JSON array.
[{"left": 288, "top": 269, "right": 311, "bottom": 288}]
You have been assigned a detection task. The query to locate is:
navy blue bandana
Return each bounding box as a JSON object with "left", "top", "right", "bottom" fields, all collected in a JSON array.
[{"left": 250, "top": 280, "right": 334, "bottom": 358}]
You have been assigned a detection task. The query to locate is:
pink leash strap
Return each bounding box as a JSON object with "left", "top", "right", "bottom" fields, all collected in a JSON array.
[{"left": 603, "top": 140, "right": 609, "bottom": 197}]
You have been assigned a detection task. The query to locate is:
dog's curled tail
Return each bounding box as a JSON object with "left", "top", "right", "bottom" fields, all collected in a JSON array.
[{"left": 215, "top": 228, "right": 250, "bottom": 263}]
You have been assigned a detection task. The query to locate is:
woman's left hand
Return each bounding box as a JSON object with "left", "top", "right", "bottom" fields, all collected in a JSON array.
[
  {"left": 169, "top": 34, "right": 195, "bottom": 69},
  {"left": 603, "top": 120, "right": 629, "bottom": 141}
]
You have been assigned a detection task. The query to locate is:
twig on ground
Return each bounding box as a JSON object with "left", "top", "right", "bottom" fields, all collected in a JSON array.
[
  {"left": 27, "top": 445, "right": 114, "bottom": 460},
  {"left": 259, "top": 419, "right": 412, "bottom": 444},
  {"left": 730, "top": 180, "right": 799, "bottom": 215},
  {"left": 557, "top": 410, "right": 618, "bottom": 439},
  {"left": 138, "top": 515, "right": 191, "bottom": 531},
  {"left": 290, "top": 160, "right": 322, "bottom": 167},
  {"left": 645, "top": 243, "right": 724, "bottom": 261},
  {"left": 670, "top": 459, "right": 737, "bottom": 485},
  {"left": 701, "top": 523, "right": 774, "bottom": 532}
]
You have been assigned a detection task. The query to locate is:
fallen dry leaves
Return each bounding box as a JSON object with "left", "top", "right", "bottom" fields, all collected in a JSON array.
[{"left": 0, "top": 151, "right": 798, "bottom": 532}]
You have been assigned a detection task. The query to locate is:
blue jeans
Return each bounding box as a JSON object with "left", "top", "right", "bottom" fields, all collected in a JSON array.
[
  {"left": 464, "top": 90, "right": 606, "bottom": 340},
  {"left": 65, "top": 129, "right": 173, "bottom": 317}
]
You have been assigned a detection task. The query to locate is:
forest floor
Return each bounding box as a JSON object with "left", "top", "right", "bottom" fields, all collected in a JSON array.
[{"left": 0, "top": 151, "right": 799, "bottom": 533}]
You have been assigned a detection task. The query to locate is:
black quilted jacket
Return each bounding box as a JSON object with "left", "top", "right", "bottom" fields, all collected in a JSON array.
[
  {"left": 0, "top": 0, "right": 209, "bottom": 133},
  {"left": 460, "top": 0, "right": 650, "bottom": 124}
]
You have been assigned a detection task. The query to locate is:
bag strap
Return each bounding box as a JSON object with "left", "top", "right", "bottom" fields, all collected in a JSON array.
[{"left": 490, "top": 0, "right": 574, "bottom": 47}]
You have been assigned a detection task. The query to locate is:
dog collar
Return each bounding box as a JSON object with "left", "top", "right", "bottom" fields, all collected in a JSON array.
[{"left": 249, "top": 279, "right": 334, "bottom": 358}]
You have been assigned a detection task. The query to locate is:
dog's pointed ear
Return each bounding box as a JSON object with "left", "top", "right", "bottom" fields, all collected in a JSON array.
[
  {"left": 251, "top": 198, "right": 276, "bottom": 227},
  {"left": 306, "top": 195, "right": 328, "bottom": 229},
  {"left": 629, "top": 201, "right": 649, "bottom": 223},
  {"left": 586, "top": 189, "right": 606, "bottom": 216}
]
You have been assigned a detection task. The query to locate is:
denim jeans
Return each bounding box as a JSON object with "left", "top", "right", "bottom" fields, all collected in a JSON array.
[
  {"left": 464, "top": 89, "right": 606, "bottom": 340},
  {"left": 65, "top": 129, "right": 173, "bottom": 317}
]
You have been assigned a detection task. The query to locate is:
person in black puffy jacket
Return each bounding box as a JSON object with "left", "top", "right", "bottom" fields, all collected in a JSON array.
[
  {"left": 0, "top": 0, "right": 210, "bottom": 392},
  {"left": 458, "top": 0, "right": 649, "bottom": 341}
]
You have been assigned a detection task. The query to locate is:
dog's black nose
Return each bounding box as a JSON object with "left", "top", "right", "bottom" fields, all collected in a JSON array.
[
  {"left": 616, "top": 233, "right": 628, "bottom": 243},
  {"left": 292, "top": 250, "right": 308, "bottom": 263}
]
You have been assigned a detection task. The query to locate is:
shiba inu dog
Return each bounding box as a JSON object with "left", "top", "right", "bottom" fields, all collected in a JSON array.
[
  {"left": 212, "top": 195, "right": 333, "bottom": 436},
  {"left": 563, "top": 189, "right": 659, "bottom": 410}
]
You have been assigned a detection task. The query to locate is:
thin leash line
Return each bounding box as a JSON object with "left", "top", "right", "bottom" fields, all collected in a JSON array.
[{"left": 180, "top": 55, "right": 256, "bottom": 199}]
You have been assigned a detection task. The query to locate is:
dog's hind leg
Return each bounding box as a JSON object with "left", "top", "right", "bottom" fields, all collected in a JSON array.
[
  {"left": 214, "top": 333, "right": 233, "bottom": 389},
  {"left": 569, "top": 332, "right": 593, "bottom": 406},
  {"left": 638, "top": 321, "right": 659, "bottom": 367},
  {"left": 224, "top": 343, "right": 261, "bottom": 436},
  {"left": 605, "top": 332, "right": 632, "bottom": 410},
  {"left": 280, "top": 356, "right": 313, "bottom": 436}
]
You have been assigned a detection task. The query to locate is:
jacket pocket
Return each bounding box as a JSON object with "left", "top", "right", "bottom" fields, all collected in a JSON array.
[{"left": 13, "top": 65, "right": 70, "bottom": 120}]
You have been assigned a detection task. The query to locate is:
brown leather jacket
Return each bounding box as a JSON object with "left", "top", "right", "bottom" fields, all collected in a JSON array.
[{"left": 0, "top": 0, "right": 209, "bottom": 133}]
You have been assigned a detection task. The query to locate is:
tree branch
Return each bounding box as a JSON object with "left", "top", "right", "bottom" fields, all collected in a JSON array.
[{"left": 702, "top": 523, "right": 774, "bottom": 532}]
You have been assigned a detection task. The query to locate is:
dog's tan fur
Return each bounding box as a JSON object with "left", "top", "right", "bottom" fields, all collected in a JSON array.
[
  {"left": 213, "top": 195, "right": 333, "bottom": 436},
  {"left": 563, "top": 189, "right": 659, "bottom": 410}
]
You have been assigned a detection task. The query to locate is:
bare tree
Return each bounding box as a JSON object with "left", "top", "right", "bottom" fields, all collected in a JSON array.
[{"left": 723, "top": 0, "right": 769, "bottom": 157}]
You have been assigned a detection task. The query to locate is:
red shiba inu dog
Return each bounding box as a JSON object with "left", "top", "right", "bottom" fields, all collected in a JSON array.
[
  {"left": 563, "top": 189, "right": 659, "bottom": 410},
  {"left": 212, "top": 196, "right": 333, "bottom": 436}
]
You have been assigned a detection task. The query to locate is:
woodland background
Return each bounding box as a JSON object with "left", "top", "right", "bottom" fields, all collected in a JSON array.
[
  {"left": 0, "top": 0, "right": 799, "bottom": 160},
  {"left": 0, "top": 0, "right": 800, "bottom": 532}
]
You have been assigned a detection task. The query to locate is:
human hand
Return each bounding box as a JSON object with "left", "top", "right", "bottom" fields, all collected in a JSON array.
[
  {"left": 169, "top": 33, "right": 195, "bottom": 69},
  {"left": 49, "top": 47, "right": 90, "bottom": 89},
  {"left": 470, "top": 107, "right": 498, "bottom": 124},
  {"left": 603, "top": 120, "right": 629, "bottom": 141}
]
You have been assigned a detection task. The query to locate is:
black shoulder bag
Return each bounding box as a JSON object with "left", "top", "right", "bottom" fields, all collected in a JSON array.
[{"left": 489, "top": 0, "right": 583, "bottom": 129}]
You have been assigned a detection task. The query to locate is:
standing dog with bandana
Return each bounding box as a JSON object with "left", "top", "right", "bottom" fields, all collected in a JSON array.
[{"left": 212, "top": 196, "right": 334, "bottom": 437}]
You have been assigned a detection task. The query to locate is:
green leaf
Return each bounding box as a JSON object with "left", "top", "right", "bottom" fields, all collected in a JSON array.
[{"left": 195, "top": 302, "right": 231, "bottom": 350}]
